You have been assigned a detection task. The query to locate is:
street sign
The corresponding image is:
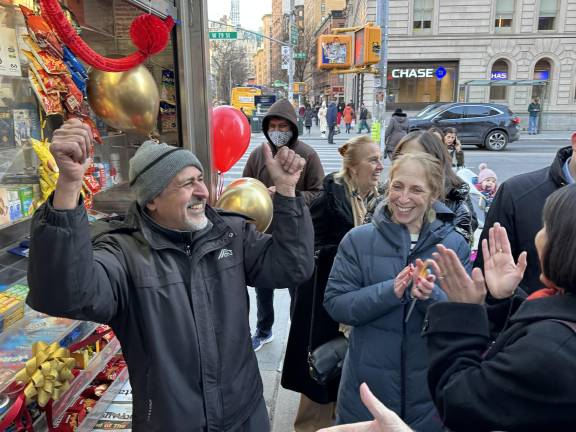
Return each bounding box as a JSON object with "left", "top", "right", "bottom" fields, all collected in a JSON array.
[
  {"left": 281, "top": 46, "right": 290, "bottom": 70},
  {"left": 293, "top": 52, "right": 306, "bottom": 60},
  {"left": 290, "top": 25, "right": 299, "bottom": 45},
  {"left": 208, "top": 31, "right": 238, "bottom": 40}
]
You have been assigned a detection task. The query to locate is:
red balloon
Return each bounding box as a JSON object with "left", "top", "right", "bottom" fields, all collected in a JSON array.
[{"left": 212, "top": 106, "right": 251, "bottom": 173}]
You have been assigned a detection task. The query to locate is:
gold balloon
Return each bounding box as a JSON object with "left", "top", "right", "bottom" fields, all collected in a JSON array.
[
  {"left": 216, "top": 178, "right": 273, "bottom": 232},
  {"left": 87, "top": 65, "right": 159, "bottom": 136}
]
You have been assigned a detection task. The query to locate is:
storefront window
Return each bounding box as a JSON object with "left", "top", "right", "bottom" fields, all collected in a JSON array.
[
  {"left": 413, "top": 0, "right": 433, "bottom": 31},
  {"left": 539, "top": 0, "right": 557, "bottom": 30},
  {"left": 387, "top": 62, "right": 458, "bottom": 111},
  {"left": 532, "top": 58, "right": 551, "bottom": 100},
  {"left": 0, "top": 0, "right": 179, "bottom": 226},
  {"left": 495, "top": 0, "right": 514, "bottom": 32},
  {"left": 490, "top": 59, "right": 509, "bottom": 101}
]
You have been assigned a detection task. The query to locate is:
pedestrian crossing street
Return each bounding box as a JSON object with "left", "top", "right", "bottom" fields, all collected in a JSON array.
[{"left": 221, "top": 134, "right": 390, "bottom": 188}]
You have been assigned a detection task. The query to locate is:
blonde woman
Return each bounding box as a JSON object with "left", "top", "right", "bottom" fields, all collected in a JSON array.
[
  {"left": 282, "top": 135, "right": 383, "bottom": 432},
  {"left": 324, "top": 153, "right": 471, "bottom": 431}
]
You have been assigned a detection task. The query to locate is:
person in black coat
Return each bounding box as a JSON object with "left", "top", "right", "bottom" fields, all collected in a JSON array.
[
  {"left": 321, "top": 185, "right": 576, "bottom": 432},
  {"left": 425, "top": 184, "right": 576, "bottom": 431},
  {"left": 281, "top": 135, "right": 383, "bottom": 432},
  {"left": 474, "top": 138, "right": 575, "bottom": 294}
]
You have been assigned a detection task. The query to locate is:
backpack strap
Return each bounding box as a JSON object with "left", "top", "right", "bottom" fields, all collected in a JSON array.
[{"left": 550, "top": 319, "right": 576, "bottom": 334}]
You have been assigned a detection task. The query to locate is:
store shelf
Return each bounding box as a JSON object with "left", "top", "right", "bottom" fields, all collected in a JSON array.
[
  {"left": 50, "top": 336, "right": 121, "bottom": 426},
  {"left": 77, "top": 366, "right": 129, "bottom": 432},
  {"left": 0, "top": 305, "right": 99, "bottom": 393}
]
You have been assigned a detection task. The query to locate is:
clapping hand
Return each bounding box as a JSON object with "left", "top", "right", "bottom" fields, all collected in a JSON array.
[
  {"left": 409, "top": 259, "right": 436, "bottom": 300},
  {"left": 429, "top": 245, "right": 486, "bottom": 304},
  {"left": 263, "top": 144, "right": 305, "bottom": 197},
  {"left": 481, "top": 223, "right": 527, "bottom": 299},
  {"left": 317, "top": 383, "right": 412, "bottom": 432}
]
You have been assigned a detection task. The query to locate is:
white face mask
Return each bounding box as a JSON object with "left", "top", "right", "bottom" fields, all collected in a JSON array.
[{"left": 269, "top": 130, "right": 293, "bottom": 147}]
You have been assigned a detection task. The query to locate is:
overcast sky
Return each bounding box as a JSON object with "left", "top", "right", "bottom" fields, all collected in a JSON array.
[{"left": 208, "top": 0, "right": 272, "bottom": 31}]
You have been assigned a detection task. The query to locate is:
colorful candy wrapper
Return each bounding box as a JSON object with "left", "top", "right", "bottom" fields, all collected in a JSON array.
[
  {"left": 19, "top": 5, "right": 63, "bottom": 58},
  {"left": 28, "top": 72, "right": 64, "bottom": 116},
  {"left": 23, "top": 36, "right": 68, "bottom": 75},
  {"left": 31, "top": 138, "right": 59, "bottom": 201}
]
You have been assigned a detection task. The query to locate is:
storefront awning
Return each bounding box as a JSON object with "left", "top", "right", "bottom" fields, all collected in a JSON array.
[{"left": 461, "top": 79, "right": 548, "bottom": 87}]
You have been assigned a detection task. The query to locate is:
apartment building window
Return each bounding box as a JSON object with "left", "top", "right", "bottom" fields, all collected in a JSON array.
[
  {"left": 538, "top": 0, "right": 558, "bottom": 30},
  {"left": 490, "top": 60, "right": 509, "bottom": 100},
  {"left": 495, "top": 0, "right": 514, "bottom": 31},
  {"left": 413, "top": 0, "right": 433, "bottom": 31}
]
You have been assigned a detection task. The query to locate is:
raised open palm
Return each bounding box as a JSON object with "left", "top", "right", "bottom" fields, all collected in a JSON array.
[{"left": 482, "top": 223, "right": 527, "bottom": 299}]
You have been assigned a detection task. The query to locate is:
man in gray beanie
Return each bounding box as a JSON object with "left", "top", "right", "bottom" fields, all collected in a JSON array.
[{"left": 26, "top": 119, "right": 315, "bottom": 432}]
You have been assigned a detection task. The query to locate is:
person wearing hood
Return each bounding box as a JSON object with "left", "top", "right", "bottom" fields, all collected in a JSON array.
[
  {"left": 385, "top": 108, "right": 409, "bottom": 160},
  {"left": 324, "top": 152, "right": 471, "bottom": 431},
  {"left": 327, "top": 99, "right": 339, "bottom": 144},
  {"left": 243, "top": 98, "right": 325, "bottom": 351}
]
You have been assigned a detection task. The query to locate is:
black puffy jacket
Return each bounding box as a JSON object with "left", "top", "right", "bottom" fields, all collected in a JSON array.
[{"left": 444, "top": 182, "right": 478, "bottom": 244}]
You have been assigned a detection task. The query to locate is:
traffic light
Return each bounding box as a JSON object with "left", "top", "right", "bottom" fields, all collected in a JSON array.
[
  {"left": 293, "top": 82, "right": 306, "bottom": 93},
  {"left": 354, "top": 24, "right": 381, "bottom": 66},
  {"left": 316, "top": 35, "right": 352, "bottom": 69}
]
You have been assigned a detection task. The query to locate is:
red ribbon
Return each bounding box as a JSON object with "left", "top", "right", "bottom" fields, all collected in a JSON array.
[{"left": 39, "top": 0, "right": 174, "bottom": 72}]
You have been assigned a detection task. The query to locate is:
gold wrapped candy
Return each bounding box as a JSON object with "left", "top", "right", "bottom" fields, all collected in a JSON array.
[
  {"left": 31, "top": 138, "right": 59, "bottom": 203},
  {"left": 13, "top": 341, "right": 76, "bottom": 407}
]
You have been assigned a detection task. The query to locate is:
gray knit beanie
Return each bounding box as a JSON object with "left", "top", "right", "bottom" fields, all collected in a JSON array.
[{"left": 129, "top": 140, "right": 204, "bottom": 206}]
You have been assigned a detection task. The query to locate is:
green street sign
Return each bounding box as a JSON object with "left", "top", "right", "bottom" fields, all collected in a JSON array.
[
  {"left": 290, "top": 26, "right": 299, "bottom": 45},
  {"left": 209, "top": 31, "right": 238, "bottom": 40},
  {"left": 293, "top": 52, "right": 306, "bottom": 60}
]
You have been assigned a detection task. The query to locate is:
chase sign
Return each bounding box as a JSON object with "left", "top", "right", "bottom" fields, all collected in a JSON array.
[{"left": 391, "top": 66, "right": 448, "bottom": 79}]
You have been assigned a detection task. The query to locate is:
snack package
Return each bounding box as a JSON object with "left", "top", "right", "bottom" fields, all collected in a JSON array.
[
  {"left": 54, "top": 412, "right": 78, "bottom": 432},
  {"left": 96, "top": 359, "right": 127, "bottom": 383},
  {"left": 63, "top": 46, "right": 88, "bottom": 96},
  {"left": 19, "top": 5, "right": 63, "bottom": 58},
  {"left": 67, "top": 114, "right": 102, "bottom": 144},
  {"left": 31, "top": 138, "right": 59, "bottom": 201},
  {"left": 81, "top": 383, "right": 109, "bottom": 399},
  {"left": 60, "top": 75, "right": 84, "bottom": 114},
  {"left": 23, "top": 52, "right": 66, "bottom": 94},
  {"left": 28, "top": 73, "right": 64, "bottom": 116},
  {"left": 23, "top": 36, "right": 68, "bottom": 75}
]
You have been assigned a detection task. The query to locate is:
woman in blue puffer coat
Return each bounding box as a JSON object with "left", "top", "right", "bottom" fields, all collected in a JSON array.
[{"left": 324, "top": 152, "right": 471, "bottom": 431}]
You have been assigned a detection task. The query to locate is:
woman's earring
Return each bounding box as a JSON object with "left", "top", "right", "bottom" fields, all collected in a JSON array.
[{"left": 427, "top": 207, "right": 436, "bottom": 223}]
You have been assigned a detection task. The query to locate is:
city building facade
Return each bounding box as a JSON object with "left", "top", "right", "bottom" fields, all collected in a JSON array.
[
  {"left": 254, "top": 14, "right": 273, "bottom": 87},
  {"left": 303, "top": 0, "right": 348, "bottom": 104},
  {"left": 344, "top": 0, "right": 576, "bottom": 129}
]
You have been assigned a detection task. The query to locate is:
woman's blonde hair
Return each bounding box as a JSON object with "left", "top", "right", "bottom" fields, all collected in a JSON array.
[
  {"left": 335, "top": 135, "right": 376, "bottom": 183},
  {"left": 388, "top": 153, "right": 445, "bottom": 201}
]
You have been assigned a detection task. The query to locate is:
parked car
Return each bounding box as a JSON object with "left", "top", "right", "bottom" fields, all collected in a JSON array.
[{"left": 409, "top": 102, "right": 521, "bottom": 151}]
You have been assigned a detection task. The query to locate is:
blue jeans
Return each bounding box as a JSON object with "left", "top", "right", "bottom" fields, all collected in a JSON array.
[
  {"left": 358, "top": 120, "right": 369, "bottom": 133},
  {"left": 528, "top": 115, "right": 538, "bottom": 134}
]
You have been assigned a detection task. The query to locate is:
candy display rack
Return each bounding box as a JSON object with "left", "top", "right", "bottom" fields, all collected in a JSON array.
[{"left": 76, "top": 367, "right": 130, "bottom": 432}]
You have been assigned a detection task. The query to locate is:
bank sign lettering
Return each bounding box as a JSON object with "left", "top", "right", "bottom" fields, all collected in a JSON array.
[
  {"left": 491, "top": 71, "right": 508, "bottom": 80},
  {"left": 391, "top": 67, "right": 447, "bottom": 79}
]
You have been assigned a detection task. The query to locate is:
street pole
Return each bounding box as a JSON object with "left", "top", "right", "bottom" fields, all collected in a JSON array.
[
  {"left": 178, "top": 0, "right": 215, "bottom": 199},
  {"left": 288, "top": 0, "right": 295, "bottom": 104},
  {"left": 375, "top": 0, "right": 389, "bottom": 153}
]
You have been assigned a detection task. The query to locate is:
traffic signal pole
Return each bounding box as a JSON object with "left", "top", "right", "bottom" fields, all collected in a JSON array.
[
  {"left": 288, "top": 0, "right": 296, "bottom": 103},
  {"left": 375, "top": 0, "right": 390, "bottom": 152}
]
